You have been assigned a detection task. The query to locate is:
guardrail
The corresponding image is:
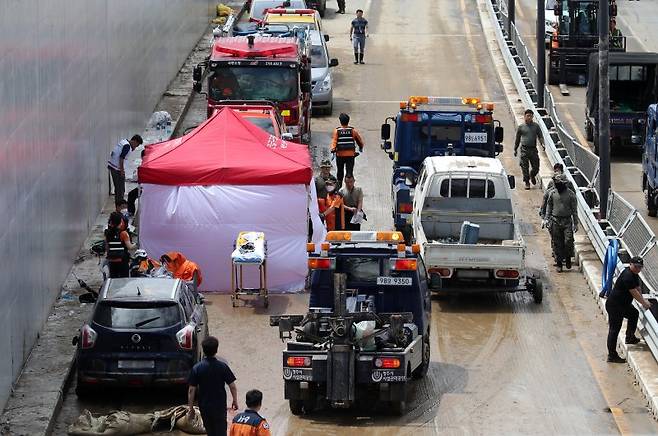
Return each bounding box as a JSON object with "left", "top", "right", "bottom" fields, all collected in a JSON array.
[{"left": 488, "top": 0, "right": 658, "bottom": 361}]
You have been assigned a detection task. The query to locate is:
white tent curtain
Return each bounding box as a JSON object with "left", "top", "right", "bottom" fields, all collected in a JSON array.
[{"left": 140, "top": 182, "right": 324, "bottom": 293}]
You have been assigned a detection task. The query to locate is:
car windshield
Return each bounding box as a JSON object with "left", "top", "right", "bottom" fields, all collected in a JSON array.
[
  {"left": 243, "top": 115, "right": 276, "bottom": 134},
  {"left": 311, "top": 45, "right": 327, "bottom": 68},
  {"left": 251, "top": 0, "right": 307, "bottom": 20},
  {"left": 93, "top": 302, "right": 181, "bottom": 329},
  {"left": 209, "top": 67, "right": 298, "bottom": 102}
]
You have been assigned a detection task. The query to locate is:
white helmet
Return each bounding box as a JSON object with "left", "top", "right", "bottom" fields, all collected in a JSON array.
[{"left": 134, "top": 249, "right": 148, "bottom": 259}]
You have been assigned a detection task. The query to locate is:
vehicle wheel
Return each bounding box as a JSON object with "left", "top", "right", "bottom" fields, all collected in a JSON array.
[
  {"left": 75, "top": 380, "right": 92, "bottom": 399},
  {"left": 585, "top": 120, "right": 593, "bottom": 142},
  {"left": 532, "top": 278, "right": 543, "bottom": 304},
  {"left": 389, "top": 400, "right": 407, "bottom": 416},
  {"left": 289, "top": 399, "right": 304, "bottom": 415},
  {"left": 429, "top": 274, "right": 442, "bottom": 292},
  {"left": 548, "top": 66, "right": 558, "bottom": 86},
  {"left": 323, "top": 103, "right": 333, "bottom": 116},
  {"left": 648, "top": 188, "right": 658, "bottom": 217},
  {"left": 412, "top": 334, "right": 430, "bottom": 379}
]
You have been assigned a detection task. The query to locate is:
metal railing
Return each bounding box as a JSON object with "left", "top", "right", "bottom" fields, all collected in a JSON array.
[{"left": 488, "top": 0, "right": 658, "bottom": 362}]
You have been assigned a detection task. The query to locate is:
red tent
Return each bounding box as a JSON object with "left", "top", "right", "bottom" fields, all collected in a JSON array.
[{"left": 138, "top": 107, "right": 312, "bottom": 185}]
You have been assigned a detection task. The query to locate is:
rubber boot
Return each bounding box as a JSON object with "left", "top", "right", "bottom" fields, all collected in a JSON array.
[
  {"left": 359, "top": 53, "right": 364, "bottom": 64},
  {"left": 354, "top": 52, "right": 359, "bottom": 64}
]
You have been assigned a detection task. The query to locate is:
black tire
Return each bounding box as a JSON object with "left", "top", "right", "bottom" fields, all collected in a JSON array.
[
  {"left": 289, "top": 399, "right": 304, "bottom": 415},
  {"left": 323, "top": 103, "right": 333, "bottom": 116},
  {"left": 75, "top": 380, "right": 92, "bottom": 399},
  {"left": 412, "top": 335, "right": 430, "bottom": 379},
  {"left": 532, "top": 279, "right": 543, "bottom": 304},
  {"left": 548, "top": 65, "right": 558, "bottom": 86},
  {"left": 648, "top": 188, "right": 658, "bottom": 217},
  {"left": 585, "top": 120, "right": 594, "bottom": 142}
]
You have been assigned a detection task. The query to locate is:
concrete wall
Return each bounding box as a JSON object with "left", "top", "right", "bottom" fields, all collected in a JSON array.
[{"left": 0, "top": 0, "right": 211, "bottom": 407}]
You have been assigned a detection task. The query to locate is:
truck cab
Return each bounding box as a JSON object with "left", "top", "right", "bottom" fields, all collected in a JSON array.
[
  {"left": 380, "top": 96, "right": 504, "bottom": 240},
  {"left": 194, "top": 35, "right": 312, "bottom": 144},
  {"left": 271, "top": 231, "right": 431, "bottom": 414}
]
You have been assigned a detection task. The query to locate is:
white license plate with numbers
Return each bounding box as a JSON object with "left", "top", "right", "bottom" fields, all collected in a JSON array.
[
  {"left": 376, "top": 277, "right": 412, "bottom": 286},
  {"left": 464, "top": 132, "right": 488, "bottom": 143},
  {"left": 118, "top": 360, "right": 155, "bottom": 369}
]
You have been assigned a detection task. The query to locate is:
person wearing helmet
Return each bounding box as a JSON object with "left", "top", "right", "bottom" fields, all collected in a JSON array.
[
  {"left": 130, "top": 249, "right": 162, "bottom": 277},
  {"left": 543, "top": 174, "right": 578, "bottom": 272}
]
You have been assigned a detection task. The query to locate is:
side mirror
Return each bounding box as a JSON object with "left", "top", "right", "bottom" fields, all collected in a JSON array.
[
  {"left": 193, "top": 81, "right": 202, "bottom": 93},
  {"left": 381, "top": 123, "right": 391, "bottom": 140},
  {"left": 193, "top": 65, "right": 203, "bottom": 82},
  {"left": 282, "top": 133, "right": 294, "bottom": 140},
  {"left": 494, "top": 126, "right": 504, "bottom": 143},
  {"left": 381, "top": 140, "right": 392, "bottom": 150},
  {"left": 329, "top": 58, "right": 339, "bottom": 67},
  {"left": 495, "top": 143, "right": 504, "bottom": 154},
  {"left": 324, "top": 34, "right": 330, "bottom": 42},
  {"left": 301, "top": 81, "right": 312, "bottom": 93},
  {"left": 507, "top": 175, "right": 516, "bottom": 190},
  {"left": 72, "top": 336, "right": 79, "bottom": 346}
]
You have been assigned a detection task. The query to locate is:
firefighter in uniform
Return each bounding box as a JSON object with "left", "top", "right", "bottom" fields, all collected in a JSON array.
[
  {"left": 544, "top": 174, "right": 578, "bottom": 272},
  {"left": 230, "top": 390, "right": 271, "bottom": 436},
  {"left": 330, "top": 113, "right": 365, "bottom": 187}
]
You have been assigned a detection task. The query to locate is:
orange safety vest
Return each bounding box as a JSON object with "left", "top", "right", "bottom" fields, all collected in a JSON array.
[
  {"left": 164, "top": 251, "right": 203, "bottom": 285},
  {"left": 319, "top": 194, "right": 345, "bottom": 231}
]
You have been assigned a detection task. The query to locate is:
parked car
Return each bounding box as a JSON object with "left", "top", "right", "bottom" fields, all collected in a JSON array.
[
  {"left": 73, "top": 277, "right": 208, "bottom": 396},
  {"left": 249, "top": 0, "right": 307, "bottom": 21},
  {"left": 309, "top": 30, "right": 338, "bottom": 115},
  {"left": 210, "top": 100, "right": 293, "bottom": 139}
]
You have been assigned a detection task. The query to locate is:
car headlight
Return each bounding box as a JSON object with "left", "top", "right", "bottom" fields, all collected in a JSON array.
[{"left": 319, "top": 74, "right": 332, "bottom": 92}]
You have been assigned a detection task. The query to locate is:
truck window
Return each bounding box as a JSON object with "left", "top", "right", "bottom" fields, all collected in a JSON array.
[
  {"left": 209, "top": 67, "right": 298, "bottom": 102},
  {"left": 439, "top": 178, "right": 495, "bottom": 198}
]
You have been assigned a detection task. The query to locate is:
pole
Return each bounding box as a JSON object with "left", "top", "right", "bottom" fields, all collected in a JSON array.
[
  {"left": 508, "top": 0, "right": 515, "bottom": 37},
  {"left": 598, "top": 0, "right": 610, "bottom": 218},
  {"left": 536, "top": 0, "right": 546, "bottom": 107}
]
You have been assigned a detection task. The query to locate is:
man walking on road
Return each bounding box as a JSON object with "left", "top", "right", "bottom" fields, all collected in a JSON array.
[
  {"left": 229, "top": 390, "right": 271, "bottom": 436},
  {"left": 107, "top": 135, "right": 143, "bottom": 210},
  {"left": 331, "top": 113, "right": 365, "bottom": 186},
  {"left": 514, "top": 109, "right": 544, "bottom": 190},
  {"left": 188, "top": 336, "right": 239, "bottom": 436},
  {"left": 544, "top": 174, "right": 577, "bottom": 272},
  {"left": 350, "top": 9, "right": 369, "bottom": 64},
  {"left": 605, "top": 257, "right": 653, "bottom": 363}
]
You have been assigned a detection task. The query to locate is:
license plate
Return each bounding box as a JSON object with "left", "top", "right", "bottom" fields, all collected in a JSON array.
[
  {"left": 457, "top": 269, "right": 490, "bottom": 279},
  {"left": 377, "top": 277, "right": 412, "bottom": 286},
  {"left": 118, "top": 360, "right": 155, "bottom": 369},
  {"left": 464, "top": 132, "right": 488, "bottom": 143}
]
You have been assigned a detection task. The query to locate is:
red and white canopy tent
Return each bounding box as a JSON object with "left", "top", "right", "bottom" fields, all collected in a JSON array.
[{"left": 138, "top": 108, "right": 324, "bottom": 292}]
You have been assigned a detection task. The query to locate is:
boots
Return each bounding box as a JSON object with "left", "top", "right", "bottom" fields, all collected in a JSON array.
[
  {"left": 359, "top": 53, "right": 364, "bottom": 64},
  {"left": 354, "top": 52, "right": 359, "bottom": 64}
]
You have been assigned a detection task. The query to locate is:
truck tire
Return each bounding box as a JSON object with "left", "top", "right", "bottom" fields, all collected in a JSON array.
[
  {"left": 548, "top": 65, "right": 558, "bottom": 86},
  {"left": 648, "top": 188, "right": 658, "bottom": 217},
  {"left": 412, "top": 335, "right": 430, "bottom": 379},
  {"left": 289, "top": 399, "right": 304, "bottom": 416},
  {"left": 532, "top": 278, "right": 543, "bottom": 304},
  {"left": 75, "top": 380, "right": 92, "bottom": 399},
  {"left": 585, "top": 120, "right": 594, "bottom": 142}
]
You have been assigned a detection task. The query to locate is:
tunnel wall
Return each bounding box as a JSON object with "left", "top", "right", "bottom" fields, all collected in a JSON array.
[{"left": 0, "top": 0, "right": 211, "bottom": 407}]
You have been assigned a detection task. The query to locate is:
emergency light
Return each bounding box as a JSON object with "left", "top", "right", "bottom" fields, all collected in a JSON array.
[{"left": 325, "top": 231, "right": 404, "bottom": 243}]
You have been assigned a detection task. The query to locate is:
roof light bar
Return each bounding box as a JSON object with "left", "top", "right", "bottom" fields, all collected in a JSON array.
[{"left": 325, "top": 231, "right": 404, "bottom": 244}]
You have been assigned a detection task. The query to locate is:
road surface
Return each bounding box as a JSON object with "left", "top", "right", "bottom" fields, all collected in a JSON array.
[{"left": 53, "top": 0, "right": 658, "bottom": 434}]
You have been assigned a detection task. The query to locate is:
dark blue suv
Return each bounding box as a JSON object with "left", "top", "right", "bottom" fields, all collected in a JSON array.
[{"left": 73, "top": 277, "right": 208, "bottom": 396}]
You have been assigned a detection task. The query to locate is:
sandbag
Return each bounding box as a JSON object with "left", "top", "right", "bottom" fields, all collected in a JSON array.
[
  {"left": 216, "top": 4, "right": 234, "bottom": 17},
  {"left": 151, "top": 405, "right": 205, "bottom": 434},
  {"left": 68, "top": 410, "right": 153, "bottom": 436}
]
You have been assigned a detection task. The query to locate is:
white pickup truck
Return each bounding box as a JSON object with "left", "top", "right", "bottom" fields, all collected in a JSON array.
[{"left": 412, "top": 156, "right": 542, "bottom": 303}]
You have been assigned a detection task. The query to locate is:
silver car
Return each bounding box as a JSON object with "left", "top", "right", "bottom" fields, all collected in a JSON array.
[{"left": 310, "top": 30, "right": 338, "bottom": 115}]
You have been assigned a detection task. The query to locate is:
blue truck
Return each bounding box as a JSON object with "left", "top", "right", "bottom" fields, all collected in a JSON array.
[
  {"left": 270, "top": 230, "right": 430, "bottom": 415},
  {"left": 380, "top": 96, "right": 504, "bottom": 241},
  {"left": 642, "top": 104, "right": 658, "bottom": 216}
]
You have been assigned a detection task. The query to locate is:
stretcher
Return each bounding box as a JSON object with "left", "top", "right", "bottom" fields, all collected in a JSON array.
[{"left": 231, "top": 231, "right": 268, "bottom": 307}]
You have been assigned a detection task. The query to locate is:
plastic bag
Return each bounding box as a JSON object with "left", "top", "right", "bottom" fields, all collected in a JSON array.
[{"left": 147, "top": 111, "right": 172, "bottom": 130}]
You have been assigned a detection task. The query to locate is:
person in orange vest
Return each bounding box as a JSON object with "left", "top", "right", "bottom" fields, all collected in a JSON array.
[
  {"left": 229, "top": 390, "right": 271, "bottom": 436},
  {"left": 161, "top": 251, "right": 203, "bottom": 286},
  {"left": 330, "top": 113, "right": 365, "bottom": 188},
  {"left": 319, "top": 179, "right": 345, "bottom": 231}
]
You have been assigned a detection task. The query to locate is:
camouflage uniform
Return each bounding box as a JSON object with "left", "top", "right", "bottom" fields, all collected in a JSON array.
[
  {"left": 545, "top": 175, "right": 578, "bottom": 266},
  {"left": 514, "top": 121, "right": 543, "bottom": 184}
]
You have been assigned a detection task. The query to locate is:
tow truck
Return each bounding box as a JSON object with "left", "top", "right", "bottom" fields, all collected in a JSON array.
[
  {"left": 270, "top": 231, "right": 431, "bottom": 415},
  {"left": 380, "top": 96, "right": 504, "bottom": 241},
  {"left": 193, "top": 34, "right": 312, "bottom": 144},
  {"left": 548, "top": 0, "right": 625, "bottom": 86}
]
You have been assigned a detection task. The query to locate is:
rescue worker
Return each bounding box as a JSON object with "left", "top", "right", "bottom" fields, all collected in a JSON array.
[
  {"left": 337, "top": 0, "right": 345, "bottom": 14},
  {"left": 544, "top": 174, "right": 578, "bottom": 272},
  {"left": 539, "top": 163, "right": 575, "bottom": 219},
  {"left": 514, "top": 109, "right": 544, "bottom": 190},
  {"left": 229, "top": 390, "right": 271, "bottom": 436},
  {"left": 605, "top": 257, "right": 653, "bottom": 363},
  {"left": 314, "top": 159, "right": 337, "bottom": 199},
  {"left": 610, "top": 18, "right": 623, "bottom": 49},
  {"left": 340, "top": 174, "right": 364, "bottom": 230},
  {"left": 104, "top": 212, "right": 136, "bottom": 278},
  {"left": 107, "top": 135, "right": 143, "bottom": 210},
  {"left": 188, "top": 336, "right": 239, "bottom": 436},
  {"left": 161, "top": 252, "right": 203, "bottom": 286},
  {"left": 350, "top": 9, "right": 369, "bottom": 64},
  {"left": 330, "top": 113, "right": 365, "bottom": 187},
  {"left": 319, "top": 179, "right": 345, "bottom": 231}
]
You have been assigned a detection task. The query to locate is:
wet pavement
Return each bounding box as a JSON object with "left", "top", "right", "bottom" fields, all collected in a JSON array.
[{"left": 52, "top": 0, "right": 658, "bottom": 434}]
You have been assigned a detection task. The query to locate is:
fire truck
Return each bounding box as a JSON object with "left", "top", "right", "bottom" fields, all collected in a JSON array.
[{"left": 193, "top": 34, "right": 312, "bottom": 144}]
